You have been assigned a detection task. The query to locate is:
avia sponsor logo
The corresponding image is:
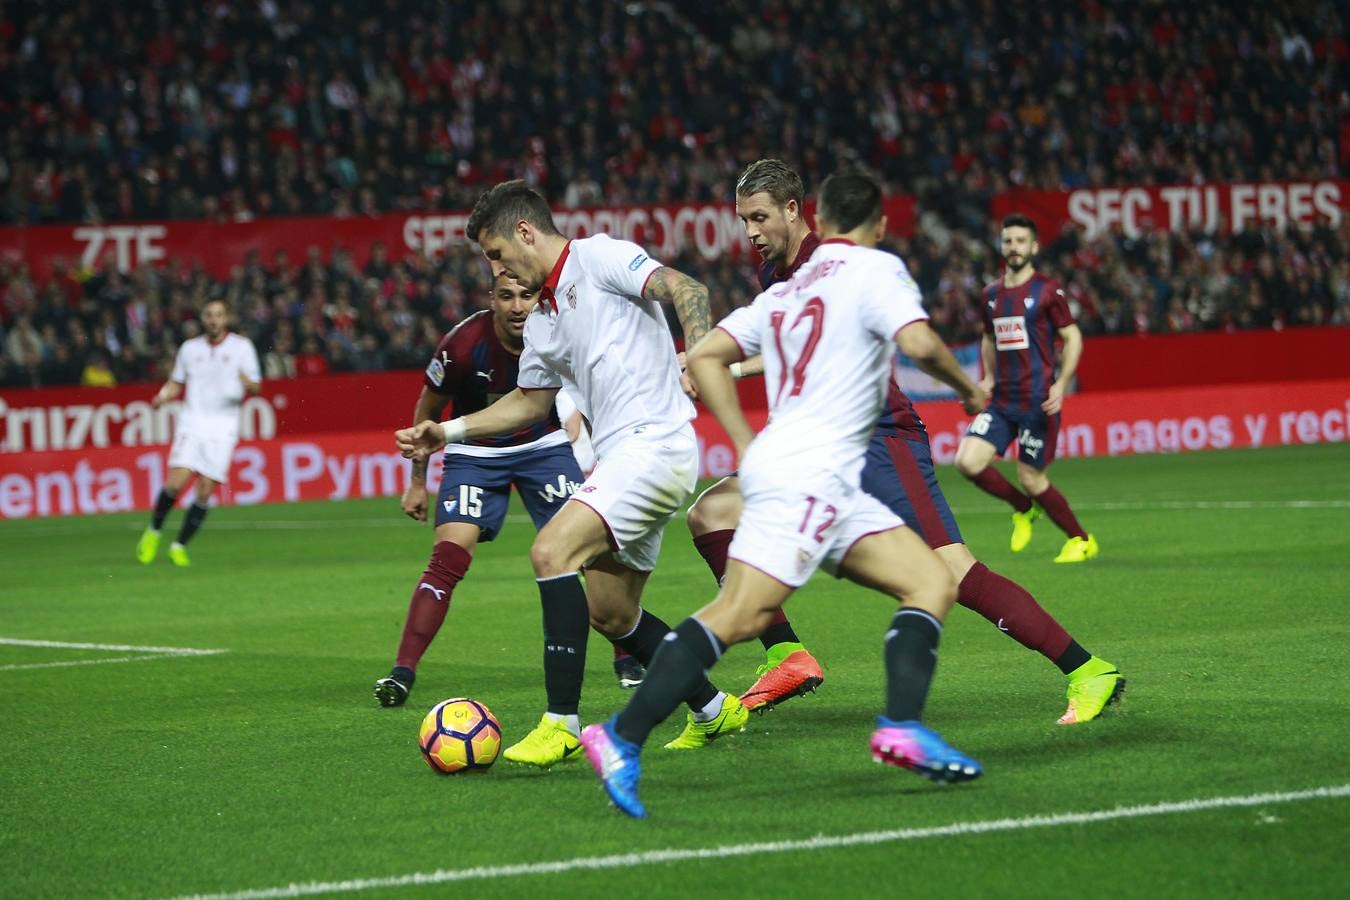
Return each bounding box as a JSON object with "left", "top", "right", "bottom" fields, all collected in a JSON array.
[
  {"left": 0, "top": 396, "right": 277, "bottom": 453},
  {"left": 536, "top": 474, "right": 582, "bottom": 504},
  {"left": 993, "top": 316, "right": 1029, "bottom": 351}
]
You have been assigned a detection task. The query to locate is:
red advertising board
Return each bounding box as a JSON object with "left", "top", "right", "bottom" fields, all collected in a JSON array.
[
  {"left": 3, "top": 378, "right": 1346, "bottom": 519},
  {"left": 0, "top": 198, "right": 916, "bottom": 282},
  {"left": 0, "top": 371, "right": 422, "bottom": 453},
  {"left": 992, "top": 181, "right": 1349, "bottom": 240}
]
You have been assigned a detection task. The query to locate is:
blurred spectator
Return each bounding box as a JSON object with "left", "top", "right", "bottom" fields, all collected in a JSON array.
[{"left": 80, "top": 349, "right": 118, "bottom": 387}]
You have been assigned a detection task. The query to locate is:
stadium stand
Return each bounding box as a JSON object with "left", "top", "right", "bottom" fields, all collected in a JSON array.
[{"left": 1, "top": 0, "right": 1346, "bottom": 385}]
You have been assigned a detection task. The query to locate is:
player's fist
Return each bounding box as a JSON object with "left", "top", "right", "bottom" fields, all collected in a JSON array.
[
  {"left": 395, "top": 420, "right": 447, "bottom": 461},
  {"left": 961, "top": 385, "right": 989, "bottom": 416},
  {"left": 401, "top": 481, "right": 429, "bottom": 522}
]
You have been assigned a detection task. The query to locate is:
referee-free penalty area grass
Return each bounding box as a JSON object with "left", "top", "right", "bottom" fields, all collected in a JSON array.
[{"left": 1, "top": 444, "right": 1347, "bottom": 898}]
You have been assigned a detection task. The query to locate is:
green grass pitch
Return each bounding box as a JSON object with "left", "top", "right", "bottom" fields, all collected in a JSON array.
[{"left": 2, "top": 444, "right": 1348, "bottom": 898}]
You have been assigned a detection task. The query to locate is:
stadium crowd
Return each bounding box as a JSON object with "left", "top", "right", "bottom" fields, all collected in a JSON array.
[{"left": 1, "top": 0, "right": 1348, "bottom": 386}]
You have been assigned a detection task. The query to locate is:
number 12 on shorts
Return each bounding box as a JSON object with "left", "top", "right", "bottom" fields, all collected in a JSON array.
[
  {"left": 798, "top": 495, "right": 838, "bottom": 543},
  {"left": 456, "top": 485, "right": 483, "bottom": 518}
]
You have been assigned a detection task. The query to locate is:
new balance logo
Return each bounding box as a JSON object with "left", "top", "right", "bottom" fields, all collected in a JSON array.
[{"left": 419, "top": 582, "right": 446, "bottom": 601}]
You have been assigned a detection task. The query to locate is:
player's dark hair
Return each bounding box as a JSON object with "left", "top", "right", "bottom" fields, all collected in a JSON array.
[
  {"left": 816, "top": 171, "right": 882, "bottom": 234},
  {"left": 1001, "top": 213, "right": 1038, "bottom": 237},
  {"left": 465, "top": 180, "right": 562, "bottom": 243},
  {"left": 735, "top": 159, "right": 805, "bottom": 207}
]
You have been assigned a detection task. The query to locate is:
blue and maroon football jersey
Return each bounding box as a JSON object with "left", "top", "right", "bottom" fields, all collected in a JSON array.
[
  {"left": 759, "top": 231, "right": 926, "bottom": 437},
  {"left": 981, "top": 273, "right": 1075, "bottom": 413},
  {"left": 423, "top": 310, "right": 562, "bottom": 448}
]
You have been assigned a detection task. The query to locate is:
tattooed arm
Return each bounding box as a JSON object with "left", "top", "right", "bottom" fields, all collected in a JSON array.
[{"left": 641, "top": 266, "right": 712, "bottom": 347}]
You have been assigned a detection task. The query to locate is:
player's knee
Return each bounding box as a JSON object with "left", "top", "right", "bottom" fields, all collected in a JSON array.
[
  {"left": 953, "top": 448, "right": 984, "bottom": 479},
  {"left": 589, "top": 607, "right": 638, "bottom": 639},
  {"left": 686, "top": 489, "right": 739, "bottom": 536},
  {"left": 529, "top": 535, "right": 582, "bottom": 578}
]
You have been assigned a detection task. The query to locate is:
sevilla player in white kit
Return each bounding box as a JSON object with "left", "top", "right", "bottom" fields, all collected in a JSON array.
[
  {"left": 136, "top": 298, "right": 261, "bottom": 567},
  {"left": 581, "top": 172, "right": 984, "bottom": 818},
  {"left": 397, "top": 180, "right": 748, "bottom": 768}
]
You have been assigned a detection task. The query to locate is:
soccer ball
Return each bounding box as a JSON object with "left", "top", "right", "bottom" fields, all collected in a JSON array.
[{"left": 418, "top": 698, "right": 502, "bottom": 774}]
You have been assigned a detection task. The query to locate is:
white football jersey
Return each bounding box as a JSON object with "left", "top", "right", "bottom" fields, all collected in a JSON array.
[
  {"left": 519, "top": 234, "right": 694, "bottom": 456},
  {"left": 718, "top": 239, "right": 927, "bottom": 486},
  {"left": 170, "top": 333, "right": 262, "bottom": 441}
]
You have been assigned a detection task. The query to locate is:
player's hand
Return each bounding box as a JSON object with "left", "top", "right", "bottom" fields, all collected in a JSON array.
[
  {"left": 151, "top": 389, "right": 168, "bottom": 409},
  {"left": 961, "top": 385, "right": 988, "bottom": 416},
  {"left": 978, "top": 374, "right": 995, "bottom": 395},
  {"left": 395, "top": 420, "right": 447, "bottom": 461},
  {"left": 401, "top": 481, "right": 429, "bottom": 523},
  {"left": 676, "top": 351, "right": 699, "bottom": 400},
  {"left": 1042, "top": 382, "right": 1065, "bottom": 416}
]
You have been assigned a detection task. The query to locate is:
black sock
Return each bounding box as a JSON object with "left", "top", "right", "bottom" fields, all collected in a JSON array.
[
  {"left": 389, "top": 666, "right": 415, "bottom": 688},
  {"left": 615, "top": 609, "right": 720, "bottom": 712},
  {"left": 175, "top": 502, "right": 209, "bottom": 545},
  {"left": 615, "top": 617, "right": 725, "bottom": 746},
  {"left": 758, "top": 618, "right": 800, "bottom": 650},
  {"left": 151, "top": 488, "right": 178, "bottom": 530},
  {"left": 538, "top": 573, "right": 590, "bottom": 717},
  {"left": 1054, "top": 639, "right": 1093, "bottom": 675},
  {"left": 884, "top": 608, "right": 943, "bottom": 722}
]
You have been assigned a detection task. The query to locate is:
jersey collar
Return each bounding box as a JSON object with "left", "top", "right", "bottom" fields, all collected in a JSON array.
[
  {"left": 774, "top": 231, "right": 823, "bottom": 280},
  {"left": 538, "top": 241, "right": 573, "bottom": 313},
  {"left": 819, "top": 237, "right": 856, "bottom": 246}
]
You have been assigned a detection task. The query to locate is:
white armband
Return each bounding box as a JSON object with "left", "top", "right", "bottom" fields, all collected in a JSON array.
[
  {"left": 438, "top": 417, "right": 468, "bottom": 444},
  {"left": 729, "top": 362, "right": 744, "bottom": 379}
]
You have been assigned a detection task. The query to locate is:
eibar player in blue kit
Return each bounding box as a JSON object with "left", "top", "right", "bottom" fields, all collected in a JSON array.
[
  {"left": 954, "top": 214, "right": 1099, "bottom": 563},
  {"left": 582, "top": 172, "right": 984, "bottom": 818}
]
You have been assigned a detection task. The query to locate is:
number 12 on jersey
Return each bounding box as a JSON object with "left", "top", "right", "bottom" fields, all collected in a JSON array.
[{"left": 798, "top": 495, "right": 838, "bottom": 543}]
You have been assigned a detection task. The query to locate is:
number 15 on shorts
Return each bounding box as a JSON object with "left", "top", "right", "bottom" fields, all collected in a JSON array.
[{"left": 451, "top": 485, "right": 483, "bottom": 518}]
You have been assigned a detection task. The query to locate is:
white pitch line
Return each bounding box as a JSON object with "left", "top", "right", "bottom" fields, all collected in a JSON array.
[
  {"left": 0, "top": 637, "right": 228, "bottom": 673},
  {"left": 171, "top": 784, "right": 1350, "bottom": 900},
  {"left": 0, "top": 637, "right": 226, "bottom": 654},
  {"left": 0, "top": 651, "right": 227, "bottom": 672}
]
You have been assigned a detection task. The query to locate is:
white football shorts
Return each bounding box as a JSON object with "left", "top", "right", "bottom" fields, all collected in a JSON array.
[
  {"left": 167, "top": 430, "right": 238, "bottom": 483},
  {"left": 569, "top": 424, "right": 698, "bottom": 572},
  {"left": 729, "top": 471, "right": 905, "bottom": 588}
]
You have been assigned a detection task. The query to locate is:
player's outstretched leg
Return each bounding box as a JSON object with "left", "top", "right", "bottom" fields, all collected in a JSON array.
[
  {"left": 374, "top": 540, "right": 471, "bottom": 708},
  {"left": 949, "top": 551, "right": 1123, "bottom": 724},
  {"left": 687, "top": 477, "right": 824, "bottom": 712}
]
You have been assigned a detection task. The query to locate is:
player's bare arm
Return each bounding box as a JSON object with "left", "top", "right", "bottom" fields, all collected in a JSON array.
[
  {"left": 238, "top": 373, "right": 262, "bottom": 396},
  {"left": 642, "top": 266, "right": 712, "bottom": 347},
  {"left": 897, "top": 321, "right": 988, "bottom": 415},
  {"left": 978, "top": 333, "right": 996, "bottom": 394},
  {"left": 396, "top": 387, "right": 558, "bottom": 462},
  {"left": 687, "top": 329, "right": 756, "bottom": 456},
  {"left": 1043, "top": 323, "right": 1083, "bottom": 416},
  {"left": 152, "top": 380, "right": 184, "bottom": 408},
  {"left": 731, "top": 354, "right": 765, "bottom": 378},
  {"left": 402, "top": 386, "right": 451, "bottom": 522}
]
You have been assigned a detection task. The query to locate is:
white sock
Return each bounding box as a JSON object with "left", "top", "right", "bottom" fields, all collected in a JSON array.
[
  {"left": 544, "top": 711, "right": 581, "bottom": 736},
  {"left": 691, "top": 691, "right": 727, "bottom": 722}
]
